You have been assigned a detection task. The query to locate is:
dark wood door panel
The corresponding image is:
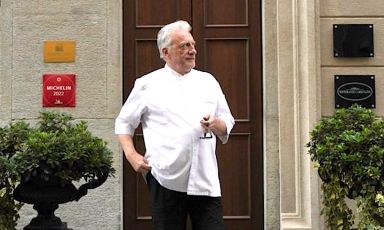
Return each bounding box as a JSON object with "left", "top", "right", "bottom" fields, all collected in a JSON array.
[
  {"left": 203, "top": 0, "right": 248, "bottom": 26},
  {"left": 204, "top": 38, "right": 250, "bottom": 121},
  {"left": 192, "top": 3, "right": 263, "bottom": 229},
  {"left": 135, "top": 40, "right": 164, "bottom": 77},
  {"left": 217, "top": 134, "right": 252, "bottom": 218},
  {"left": 123, "top": 0, "right": 191, "bottom": 100},
  {"left": 136, "top": 0, "right": 188, "bottom": 27}
]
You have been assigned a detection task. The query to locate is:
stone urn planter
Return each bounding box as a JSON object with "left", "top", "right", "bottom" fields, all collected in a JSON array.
[{"left": 14, "top": 168, "right": 109, "bottom": 230}]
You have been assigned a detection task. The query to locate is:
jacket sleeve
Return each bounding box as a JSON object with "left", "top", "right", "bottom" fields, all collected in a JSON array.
[
  {"left": 115, "top": 78, "right": 147, "bottom": 135},
  {"left": 214, "top": 79, "right": 235, "bottom": 144}
]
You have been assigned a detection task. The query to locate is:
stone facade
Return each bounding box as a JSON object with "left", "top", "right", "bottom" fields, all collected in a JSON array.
[
  {"left": 1, "top": 0, "right": 382, "bottom": 229},
  {"left": 320, "top": 0, "right": 384, "bottom": 116},
  {"left": 275, "top": 0, "right": 384, "bottom": 229},
  {"left": 0, "top": 1, "right": 122, "bottom": 229}
]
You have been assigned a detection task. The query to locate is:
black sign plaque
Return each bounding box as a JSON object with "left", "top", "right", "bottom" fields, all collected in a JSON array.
[
  {"left": 333, "top": 24, "right": 374, "bottom": 57},
  {"left": 335, "top": 75, "right": 375, "bottom": 108}
]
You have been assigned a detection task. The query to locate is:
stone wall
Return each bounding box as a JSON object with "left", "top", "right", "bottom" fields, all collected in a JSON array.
[
  {"left": 0, "top": 1, "right": 122, "bottom": 229},
  {"left": 320, "top": 0, "right": 384, "bottom": 116},
  {"left": 270, "top": 0, "right": 384, "bottom": 229}
]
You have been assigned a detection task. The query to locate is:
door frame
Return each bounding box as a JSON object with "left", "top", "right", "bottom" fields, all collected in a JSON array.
[{"left": 118, "top": 0, "right": 290, "bottom": 229}]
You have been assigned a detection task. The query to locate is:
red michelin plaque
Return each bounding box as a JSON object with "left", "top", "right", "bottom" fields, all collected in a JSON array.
[{"left": 43, "top": 74, "right": 76, "bottom": 107}]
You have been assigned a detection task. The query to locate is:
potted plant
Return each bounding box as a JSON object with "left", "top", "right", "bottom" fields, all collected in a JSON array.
[
  {"left": 0, "top": 121, "right": 29, "bottom": 230},
  {"left": 307, "top": 104, "right": 384, "bottom": 229},
  {"left": 0, "top": 110, "right": 115, "bottom": 230}
]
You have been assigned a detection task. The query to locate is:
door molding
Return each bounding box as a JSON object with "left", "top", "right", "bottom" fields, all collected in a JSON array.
[{"left": 262, "top": 0, "right": 322, "bottom": 229}]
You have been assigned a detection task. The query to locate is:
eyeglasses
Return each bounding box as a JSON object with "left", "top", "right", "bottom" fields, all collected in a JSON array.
[
  {"left": 178, "top": 41, "right": 196, "bottom": 50},
  {"left": 200, "top": 131, "right": 213, "bottom": 139}
]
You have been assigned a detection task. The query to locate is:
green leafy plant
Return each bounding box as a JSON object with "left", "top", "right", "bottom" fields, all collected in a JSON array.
[
  {"left": 10, "top": 111, "right": 116, "bottom": 183},
  {"left": 0, "top": 121, "right": 30, "bottom": 229},
  {"left": 307, "top": 104, "right": 384, "bottom": 229},
  {"left": 0, "top": 111, "right": 116, "bottom": 229}
]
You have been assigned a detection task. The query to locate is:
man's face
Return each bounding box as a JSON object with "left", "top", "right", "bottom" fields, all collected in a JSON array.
[{"left": 163, "top": 30, "right": 197, "bottom": 75}]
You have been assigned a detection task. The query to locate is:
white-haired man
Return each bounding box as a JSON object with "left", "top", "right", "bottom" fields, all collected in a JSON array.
[{"left": 115, "top": 20, "right": 235, "bottom": 230}]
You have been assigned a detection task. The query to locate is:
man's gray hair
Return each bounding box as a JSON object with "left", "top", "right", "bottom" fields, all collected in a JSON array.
[{"left": 157, "top": 20, "right": 192, "bottom": 59}]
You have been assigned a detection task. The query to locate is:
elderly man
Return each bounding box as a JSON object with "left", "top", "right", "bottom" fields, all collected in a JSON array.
[{"left": 115, "top": 20, "right": 235, "bottom": 230}]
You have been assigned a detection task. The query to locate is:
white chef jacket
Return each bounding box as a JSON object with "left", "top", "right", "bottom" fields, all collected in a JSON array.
[{"left": 115, "top": 65, "right": 235, "bottom": 197}]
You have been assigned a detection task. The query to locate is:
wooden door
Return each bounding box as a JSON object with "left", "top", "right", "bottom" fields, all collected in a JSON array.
[{"left": 122, "top": 0, "right": 263, "bottom": 229}]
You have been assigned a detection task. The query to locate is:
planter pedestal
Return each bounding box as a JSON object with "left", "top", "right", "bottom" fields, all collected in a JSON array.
[{"left": 24, "top": 203, "right": 69, "bottom": 230}]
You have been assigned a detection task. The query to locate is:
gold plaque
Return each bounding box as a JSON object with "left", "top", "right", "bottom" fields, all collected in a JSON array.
[{"left": 44, "top": 41, "right": 75, "bottom": 63}]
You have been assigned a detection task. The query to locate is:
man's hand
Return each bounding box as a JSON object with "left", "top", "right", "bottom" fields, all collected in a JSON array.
[
  {"left": 200, "top": 114, "right": 227, "bottom": 136},
  {"left": 126, "top": 151, "right": 151, "bottom": 173},
  {"left": 118, "top": 134, "right": 151, "bottom": 173}
]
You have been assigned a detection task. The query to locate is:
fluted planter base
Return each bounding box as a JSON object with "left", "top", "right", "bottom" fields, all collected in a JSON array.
[{"left": 23, "top": 203, "right": 70, "bottom": 230}]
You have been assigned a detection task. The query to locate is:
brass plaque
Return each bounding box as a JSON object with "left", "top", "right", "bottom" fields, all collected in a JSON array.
[{"left": 44, "top": 40, "right": 75, "bottom": 63}]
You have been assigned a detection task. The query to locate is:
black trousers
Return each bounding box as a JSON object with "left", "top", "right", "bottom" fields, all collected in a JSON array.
[{"left": 147, "top": 173, "right": 225, "bottom": 230}]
